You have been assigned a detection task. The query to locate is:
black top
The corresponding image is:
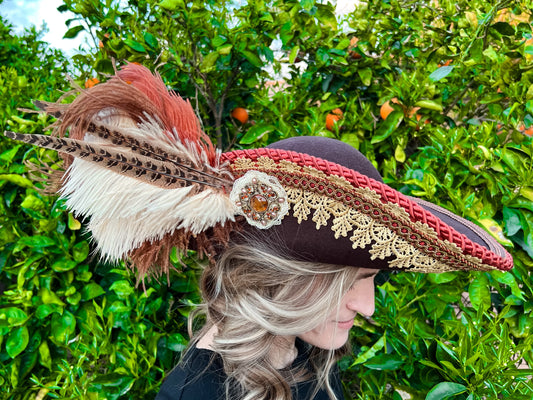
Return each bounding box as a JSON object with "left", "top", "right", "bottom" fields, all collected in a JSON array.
[{"left": 156, "top": 340, "right": 344, "bottom": 400}]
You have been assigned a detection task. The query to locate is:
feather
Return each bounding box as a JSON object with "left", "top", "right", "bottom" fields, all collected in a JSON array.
[
  {"left": 4, "top": 63, "right": 237, "bottom": 278},
  {"left": 85, "top": 116, "right": 233, "bottom": 186},
  {"left": 117, "top": 63, "right": 215, "bottom": 161},
  {"left": 62, "top": 159, "right": 236, "bottom": 263},
  {"left": 4, "top": 130, "right": 228, "bottom": 189}
]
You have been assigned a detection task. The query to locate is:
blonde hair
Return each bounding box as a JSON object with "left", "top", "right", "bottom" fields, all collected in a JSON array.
[{"left": 189, "top": 240, "right": 360, "bottom": 400}]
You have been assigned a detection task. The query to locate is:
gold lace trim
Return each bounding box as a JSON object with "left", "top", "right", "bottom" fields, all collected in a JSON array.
[{"left": 230, "top": 157, "right": 492, "bottom": 273}]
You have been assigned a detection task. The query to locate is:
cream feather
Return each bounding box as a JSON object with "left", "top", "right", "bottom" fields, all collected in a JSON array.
[{"left": 63, "top": 158, "right": 236, "bottom": 263}]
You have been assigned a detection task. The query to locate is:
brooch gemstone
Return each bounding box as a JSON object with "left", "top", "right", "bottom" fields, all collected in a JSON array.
[{"left": 230, "top": 170, "right": 289, "bottom": 229}]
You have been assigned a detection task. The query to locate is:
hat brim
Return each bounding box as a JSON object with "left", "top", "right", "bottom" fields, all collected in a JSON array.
[{"left": 223, "top": 137, "right": 512, "bottom": 272}]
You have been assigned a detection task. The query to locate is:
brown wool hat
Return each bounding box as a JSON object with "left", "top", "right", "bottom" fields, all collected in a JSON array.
[
  {"left": 223, "top": 137, "right": 512, "bottom": 273},
  {"left": 4, "top": 64, "right": 513, "bottom": 277}
]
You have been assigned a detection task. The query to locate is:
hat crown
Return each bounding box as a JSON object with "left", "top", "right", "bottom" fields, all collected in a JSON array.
[{"left": 267, "top": 136, "right": 383, "bottom": 183}]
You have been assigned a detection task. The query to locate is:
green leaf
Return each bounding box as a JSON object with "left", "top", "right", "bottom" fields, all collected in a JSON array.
[
  {"left": 280, "top": 21, "right": 294, "bottom": 46},
  {"left": 0, "top": 174, "right": 34, "bottom": 188},
  {"left": 68, "top": 213, "right": 81, "bottom": 230},
  {"left": 468, "top": 273, "right": 491, "bottom": 311},
  {"left": 340, "top": 133, "right": 359, "bottom": 149},
  {"left": 364, "top": 354, "right": 404, "bottom": 370},
  {"left": 491, "top": 270, "right": 525, "bottom": 300},
  {"left": 394, "top": 144, "right": 406, "bottom": 163},
  {"left": 212, "top": 35, "right": 227, "bottom": 47},
  {"left": 372, "top": 111, "right": 403, "bottom": 144},
  {"left": 109, "top": 280, "right": 134, "bottom": 298},
  {"left": 6, "top": 326, "right": 29, "bottom": 358},
  {"left": 427, "top": 272, "right": 457, "bottom": 284},
  {"left": 478, "top": 218, "right": 513, "bottom": 246},
  {"left": 16, "top": 235, "right": 56, "bottom": 249},
  {"left": 38, "top": 341, "right": 52, "bottom": 370},
  {"left": 217, "top": 44, "right": 233, "bottom": 55},
  {"left": 158, "top": 0, "right": 183, "bottom": 10},
  {"left": 429, "top": 66, "right": 454, "bottom": 82},
  {"left": 51, "top": 311, "right": 76, "bottom": 343},
  {"left": 144, "top": 32, "right": 158, "bottom": 49},
  {"left": 63, "top": 25, "right": 84, "bottom": 39},
  {"left": 94, "top": 58, "right": 114, "bottom": 74},
  {"left": 357, "top": 68, "right": 372, "bottom": 86},
  {"left": 425, "top": 382, "right": 467, "bottom": 400},
  {"left": 415, "top": 99, "right": 443, "bottom": 111},
  {"left": 81, "top": 283, "right": 105, "bottom": 301},
  {"left": 289, "top": 46, "right": 300, "bottom": 64},
  {"left": 20, "top": 194, "right": 45, "bottom": 211},
  {"left": 51, "top": 258, "right": 78, "bottom": 272},
  {"left": 352, "top": 335, "right": 385, "bottom": 364},
  {"left": 240, "top": 125, "right": 275, "bottom": 145},
  {"left": 501, "top": 148, "right": 527, "bottom": 175},
  {"left": 239, "top": 50, "right": 263, "bottom": 68},
  {"left": 40, "top": 288, "right": 66, "bottom": 306},
  {"left": 108, "top": 300, "right": 131, "bottom": 313},
  {"left": 200, "top": 51, "right": 219, "bottom": 72},
  {"left": 124, "top": 38, "right": 146, "bottom": 53},
  {"left": 72, "top": 241, "right": 89, "bottom": 262},
  {"left": 503, "top": 207, "right": 522, "bottom": 236},
  {"left": 91, "top": 372, "right": 135, "bottom": 390},
  {"left": 300, "top": 0, "right": 314, "bottom": 11},
  {"left": 0, "top": 307, "right": 29, "bottom": 327},
  {"left": 166, "top": 333, "right": 188, "bottom": 351},
  {"left": 0, "top": 144, "right": 21, "bottom": 162},
  {"left": 491, "top": 22, "right": 515, "bottom": 36},
  {"left": 35, "top": 304, "right": 62, "bottom": 319}
]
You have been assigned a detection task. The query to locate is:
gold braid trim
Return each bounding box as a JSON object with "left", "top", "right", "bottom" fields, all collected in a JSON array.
[{"left": 230, "top": 157, "right": 494, "bottom": 273}]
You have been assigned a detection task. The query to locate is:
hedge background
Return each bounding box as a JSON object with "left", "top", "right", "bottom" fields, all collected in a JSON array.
[{"left": 1, "top": 0, "right": 533, "bottom": 399}]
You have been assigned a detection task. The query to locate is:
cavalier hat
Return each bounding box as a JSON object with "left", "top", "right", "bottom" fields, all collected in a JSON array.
[{"left": 5, "top": 64, "right": 513, "bottom": 278}]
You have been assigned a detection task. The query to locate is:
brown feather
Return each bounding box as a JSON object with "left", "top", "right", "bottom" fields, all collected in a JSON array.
[
  {"left": 4, "top": 131, "right": 219, "bottom": 189},
  {"left": 129, "top": 219, "right": 242, "bottom": 281},
  {"left": 84, "top": 122, "right": 232, "bottom": 187}
]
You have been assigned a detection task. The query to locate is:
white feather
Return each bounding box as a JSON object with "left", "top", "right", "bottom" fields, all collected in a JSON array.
[{"left": 61, "top": 158, "right": 236, "bottom": 263}]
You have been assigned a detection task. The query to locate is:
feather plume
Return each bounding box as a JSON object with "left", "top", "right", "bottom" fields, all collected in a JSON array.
[
  {"left": 63, "top": 158, "right": 236, "bottom": 263},
  {"left": 4, "top": 64, "right": 238, "bottom": 278},
  {"left": 5, "top": 120, "right": 231, "bottom": 189}
]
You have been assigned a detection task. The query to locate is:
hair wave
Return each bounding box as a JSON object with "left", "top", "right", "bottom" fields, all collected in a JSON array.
[{"left": 188, "top": 238, "right": 360, "bottom": 400}]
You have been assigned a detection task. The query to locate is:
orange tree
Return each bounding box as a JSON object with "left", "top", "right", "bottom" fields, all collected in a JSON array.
[{"left": 2, "top": 0, "right": 533, "bottom": 399}]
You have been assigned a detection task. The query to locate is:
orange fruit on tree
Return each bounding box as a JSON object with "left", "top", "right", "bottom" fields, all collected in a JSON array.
[
  {"left": 331, "top": 108, "right": 343, "bottom": 117},
  {"left": 380, "top": 98, "right": 399, "bottom": 120},
  {"left": 231, "top": 107, "right": 249, "bottom": 124},
  {"left": 348, "top": 36, "right": 362, "bottom": 59},
  {"left": 519, "top": 124, "right": 533, "bottom": 136},
  {"left": 325, "top": 108, "right": 343, "bottom": 131},
  {"left": 84, "top": 78, "right": 100, "bottom": 88}
]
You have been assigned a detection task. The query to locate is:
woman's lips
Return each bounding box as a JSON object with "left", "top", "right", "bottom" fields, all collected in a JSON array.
[{"left": 336, "top": 319, "right": 354, "bottom": 329}]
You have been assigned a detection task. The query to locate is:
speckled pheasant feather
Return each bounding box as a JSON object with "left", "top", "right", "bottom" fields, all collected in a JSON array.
[
  {"left": 4, "top": 63, "right": 237, "bottom": 279},
  {"left": 5, "top": 126, "right": 228, "bottom": 189}
]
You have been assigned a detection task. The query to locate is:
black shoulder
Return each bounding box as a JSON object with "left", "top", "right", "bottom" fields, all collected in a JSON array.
[{"left": 155, "top": 348, "right": 226, "bottom": 400}]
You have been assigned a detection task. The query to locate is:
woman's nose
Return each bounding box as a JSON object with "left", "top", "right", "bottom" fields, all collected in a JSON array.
[{"left": 346, "top": 282, "right": 376, "bottom": 317}]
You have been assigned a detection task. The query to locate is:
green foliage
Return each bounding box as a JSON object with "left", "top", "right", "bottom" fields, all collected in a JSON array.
[
  {"left": 1, "top": 0, "right": 533, "bottom": 399},
  {"left": 0, "top": 14, "right": 200, "bottom": 399}
]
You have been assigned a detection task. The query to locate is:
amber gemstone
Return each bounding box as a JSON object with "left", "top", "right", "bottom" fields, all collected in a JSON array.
[{"left": 250, "top": 194, "right": 269, "bottom": 213}]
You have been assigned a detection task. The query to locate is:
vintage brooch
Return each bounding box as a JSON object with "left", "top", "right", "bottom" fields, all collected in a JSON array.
[{"left": 230, "top": 170, "right": 289, "bottom": 229}]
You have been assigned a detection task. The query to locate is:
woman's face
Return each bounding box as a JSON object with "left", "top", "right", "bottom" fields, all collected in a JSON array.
[{"left": 298, "top": 268, "right": 378, "bottom": 350}]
